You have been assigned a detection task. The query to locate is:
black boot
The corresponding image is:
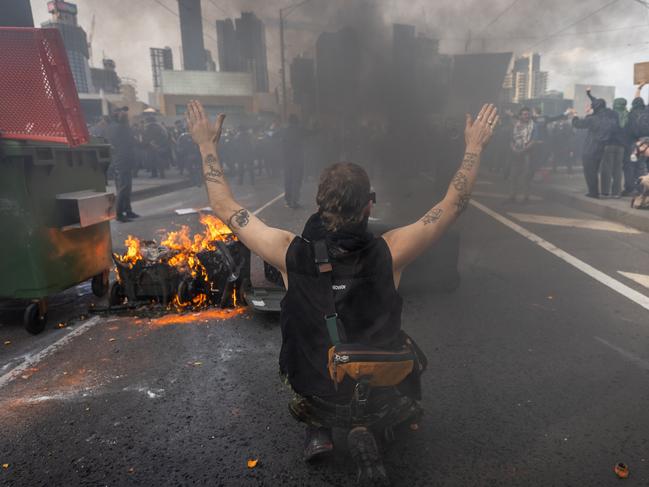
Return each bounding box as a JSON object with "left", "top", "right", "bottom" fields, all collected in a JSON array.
[
  {"left": 347, "top": 427, "right": 390, "bottom": 486},
  {"left": 303, "top": 426, "right": 334, "bottom": 462}
]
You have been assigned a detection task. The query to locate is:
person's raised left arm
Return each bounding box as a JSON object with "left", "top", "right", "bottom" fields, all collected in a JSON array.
[
  {"left": 186, "top": 100, "right": 294, "bottom": 273},
  {"left": 383, "top": 104, "right": 499, "bottom": 281}
]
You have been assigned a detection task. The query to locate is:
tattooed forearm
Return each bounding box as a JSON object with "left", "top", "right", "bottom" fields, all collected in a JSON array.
[
  {"left": 454, "top": 193, "right": 472, "bottom": 215},
  {"left": 452, "top": 171, "right": 469, "bottom": 193},
  {"left": 461, "top": 152, "right": 479, "bottom": 171},
  {"left": 422, "top": 208, "right": 443, "bottom": 225},
  {"left": 228, "top": 208, "right": 250, "bottom": 229},
  {"left": 204, "top": 153, "right": 224, "bottom": 183}
]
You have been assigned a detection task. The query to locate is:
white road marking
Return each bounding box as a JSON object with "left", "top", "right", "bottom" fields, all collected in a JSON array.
[
  {"left": 469, "top": 199, "right": 649, "bottom": 312},
  {"left": 253, "top": 192, "right": 285, "bottom": 216},
  {"left": 509, "top": 213, "right": 641, "bottom": 235},
  {"left": 473, "top": 191, "right": 543, "bottom": 201},
  {"left": 0, "top": 317, "right": 101, "bottom": 390},
  {"left": 594, "top": 336, "right": 649, "bottom": 372},
  {"left": 618, "top": 271, "right": 649, "bottom": 290}
]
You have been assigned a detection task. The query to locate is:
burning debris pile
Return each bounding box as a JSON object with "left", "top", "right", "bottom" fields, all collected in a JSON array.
[{"left": 111, "top": 215, "right": 249, "bottom": 311}]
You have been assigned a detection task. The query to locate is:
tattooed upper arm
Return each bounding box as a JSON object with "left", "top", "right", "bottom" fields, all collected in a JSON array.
[{"left": 228, "top": 208, "right": 250, "bottom": 229}]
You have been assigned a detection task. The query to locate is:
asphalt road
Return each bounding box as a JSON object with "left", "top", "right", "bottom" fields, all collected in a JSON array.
[{"left": 1, "top": 169, "right": 649, "bottom": 486}]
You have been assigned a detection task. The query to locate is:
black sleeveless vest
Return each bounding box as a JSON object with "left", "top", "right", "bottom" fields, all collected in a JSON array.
[{"left": 279, "top": 235, "right": 403, "bottom": 399}]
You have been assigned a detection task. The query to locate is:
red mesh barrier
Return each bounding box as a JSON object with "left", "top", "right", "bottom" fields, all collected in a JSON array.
[{"left": 0, "top": 28, "right": 89, "bottom": 147}]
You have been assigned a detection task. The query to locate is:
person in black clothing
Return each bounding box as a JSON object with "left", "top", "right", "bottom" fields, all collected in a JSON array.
[
  {"left": 532, "top": 107, "right": 566, "bottom": 171},
  {"left": 142, "top": 116, "right": 171, "bottom": 179},
  {"left": 105, "top": 107, "right": 139, "bottom": 223},
  {"left": 571, "top": 90, "right": 619, "bottom": 198},
  {"left": 185, "top": 100, "right": 499, "bottom": 485},
  {"left": 623, "top": 83, "right": 649, "bottom": 195},
  {"left": 176, "top": 130, "right": 202, "bottom": 187},
  {"left": 283, "top": 114, "right": 305, "bottom": 208},
  {"left": 234, "top": 127, "right": 255, "bottom": 186}
]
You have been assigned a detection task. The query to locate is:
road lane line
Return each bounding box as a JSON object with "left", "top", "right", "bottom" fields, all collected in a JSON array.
[
  {"left": 508, "top": 213, "right": 641, "bottom": 234},
  {"left": 618, "top": 271, "right": 649, "bottom": 290},
  {"left": 0, "top": 316, "right": 101, "bottom": 390},
  {"left": 594, "top": 336, "right": 649, "bottom": 371},
  {"left": 469, "top": 199, "right": 649, "bottom": 312},
  {"left": 253, "top": 192, "right": 285, "bottom": 216}
]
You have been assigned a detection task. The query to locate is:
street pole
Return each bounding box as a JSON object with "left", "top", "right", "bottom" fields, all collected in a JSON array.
[{"left": 280, "top": 8, "right": 287, "bottom": 122}]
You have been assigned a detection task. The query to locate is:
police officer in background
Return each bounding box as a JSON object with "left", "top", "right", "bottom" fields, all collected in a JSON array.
[{"left": 105, "top": 107, "right": 139, "bottom": 223}]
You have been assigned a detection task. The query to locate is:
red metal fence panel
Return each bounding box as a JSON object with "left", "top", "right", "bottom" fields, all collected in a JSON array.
[{"left": 0, "top": 27, "right": 89, "bottom": 147}]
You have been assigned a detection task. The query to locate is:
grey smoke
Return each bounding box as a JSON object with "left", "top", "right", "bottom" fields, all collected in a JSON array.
[{"left": 30, "top": 0, "right": 649, "bottom": 100}]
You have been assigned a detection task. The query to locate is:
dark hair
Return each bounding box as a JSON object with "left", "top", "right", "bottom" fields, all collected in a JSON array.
[
  {"left": 316, "top": 162, "right": 371, "bottom": 231},
  {"left": 519, "top": 107, "right": 531, "bottom": 115}
]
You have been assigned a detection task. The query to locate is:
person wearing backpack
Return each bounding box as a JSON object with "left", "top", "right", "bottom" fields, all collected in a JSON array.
[
  {"left": 571, "top": 89, "right": 619, "bottom": 198},
  {"left": 185, "top": 100, "right": 499, "bottom": 486}
]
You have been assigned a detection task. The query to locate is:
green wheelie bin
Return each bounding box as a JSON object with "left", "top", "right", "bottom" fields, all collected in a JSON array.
[{"left": 0, "top": 138, "right": 115, "bottom": 334}]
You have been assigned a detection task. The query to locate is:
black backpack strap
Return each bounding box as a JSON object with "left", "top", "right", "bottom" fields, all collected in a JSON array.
[{"left": 314, "top": 240, "right": 345, "bottom": 345}]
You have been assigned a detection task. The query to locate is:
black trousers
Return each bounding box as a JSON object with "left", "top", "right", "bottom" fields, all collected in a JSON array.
[
  {"left": 284, "top": 161, "right": 304, "bottom": 206},
  {"left": 582, "top": 149, "right": 604, "bottom": 196},
  {"left": 115, "top": 167, "right": 133, "bottom": 217}
]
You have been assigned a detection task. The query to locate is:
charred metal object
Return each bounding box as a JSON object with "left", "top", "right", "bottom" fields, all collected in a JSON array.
[
  {"left": 178, "top": 236, "right": 250, "bottom": 308},
  {"left": 111, "top": 237, "right": 250, "bottom": 310},
  {"left": 111, "top": 241, "right": 183, "bottom": 307}
]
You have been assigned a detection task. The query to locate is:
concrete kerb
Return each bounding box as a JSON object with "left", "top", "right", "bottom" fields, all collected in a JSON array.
[
  {"left": 127, "top": 178, "right": 196, "bottom": 203},
  {"left": 537, "top": 185, "right": 649, "bottom": 234},
  {"left": 132, "top": 179, "right": 195, "bottom": 202}
]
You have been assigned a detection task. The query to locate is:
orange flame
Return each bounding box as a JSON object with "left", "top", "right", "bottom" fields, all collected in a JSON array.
[
  {"left": 115, "top": 235, "right": 142, "bottom": 268},
  {"left": 114, "top": 215, "right": 239, "bottom": 311}
]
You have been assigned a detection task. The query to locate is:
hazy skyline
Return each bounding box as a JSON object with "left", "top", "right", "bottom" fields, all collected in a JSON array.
[{"left": 30, "top": 0, "right": 649, "bottom": 102}]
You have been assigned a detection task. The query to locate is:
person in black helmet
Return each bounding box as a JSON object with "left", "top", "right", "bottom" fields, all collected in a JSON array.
[{"left": 185, "top": 99, "right": 499, "bottom": 486}]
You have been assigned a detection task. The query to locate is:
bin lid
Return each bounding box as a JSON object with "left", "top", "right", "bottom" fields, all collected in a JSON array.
[{"left": 1, "top": 137, "right": 110, "bottom": 158}]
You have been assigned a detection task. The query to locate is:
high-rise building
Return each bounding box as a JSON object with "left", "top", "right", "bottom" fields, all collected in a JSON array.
[
  {"left": 2, "top": 0, "right": 34, "bottom": 27},
  {"left": 150, "top": 47, "right": 174, "bottom": 90},
  {"left": 91, "top": 58, "right": 121, "bottom": 94},
  {"left": 216, "top": 12, "right": 269, "bottom": 92},
  {"left": 178, "top": 0, "right": 206, "bottom": 71},
  {"left": 236, "top": 12, "right": 268, "bottom": 92},
  {"left": 505, "top": 52, "right": 548, "bottom": 103},
  {"left": 315, "top": 27, "right": 361, "bottom": 119},
  {"left": 41, "top": 1, "right": 94, "bottom": 93},
  {"left": 216, "top": 19, "right": 242, "bottom": 72}
]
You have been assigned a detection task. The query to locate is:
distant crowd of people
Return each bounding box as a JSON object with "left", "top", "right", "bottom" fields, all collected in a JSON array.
[
  {"left": 485, "top": 84, "right": 649, "bottom": 209},
  {"left": 91, "top": 107, "right": 349, "bottom": 221}
]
